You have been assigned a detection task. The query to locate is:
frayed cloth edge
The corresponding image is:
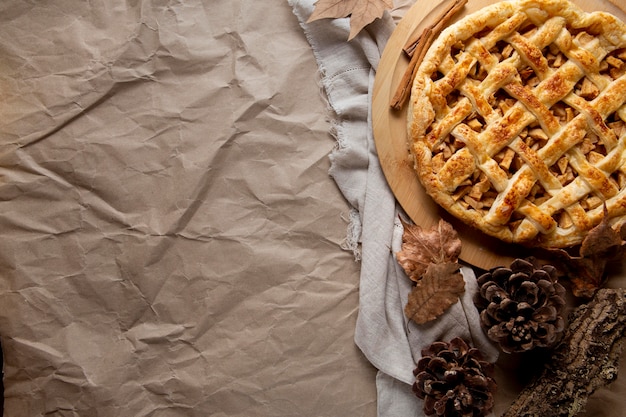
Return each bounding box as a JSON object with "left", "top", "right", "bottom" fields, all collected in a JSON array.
[
  {"left": 340, "top": 208, "right": 362, "bottom": 261},
  {"left": 289, "top": 0, "right": 363, "bottom": 260}
]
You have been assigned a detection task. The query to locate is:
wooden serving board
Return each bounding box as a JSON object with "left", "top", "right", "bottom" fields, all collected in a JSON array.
[{"left": 372, "top": 0, "right": 626, "bottom": 270}]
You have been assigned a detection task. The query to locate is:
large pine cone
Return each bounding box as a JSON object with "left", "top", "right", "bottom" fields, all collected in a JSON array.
[
  {"left": 413, "top": 337, "right": 496, "bottom": 417},
  {"left": 475, "top": 258, "right": 566, "bottom": 353}
]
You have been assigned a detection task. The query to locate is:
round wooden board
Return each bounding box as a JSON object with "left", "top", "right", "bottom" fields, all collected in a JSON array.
[{"left": 373, "top": 0, "right": 626, "bottom": 270}]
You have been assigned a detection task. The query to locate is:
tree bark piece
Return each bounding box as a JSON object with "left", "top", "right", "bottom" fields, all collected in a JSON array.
[{"left": 502, "top": 288, "right": 626, "bottom": 417}]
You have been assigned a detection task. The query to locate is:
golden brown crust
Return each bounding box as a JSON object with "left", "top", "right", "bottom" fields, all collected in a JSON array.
[{"left": 407, "top": 0, "right": 626, "bottom": 248}]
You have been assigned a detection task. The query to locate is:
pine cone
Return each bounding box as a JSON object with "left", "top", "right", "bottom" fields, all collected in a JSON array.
[
  {"left": 413, "top": 337, "right": 497, "bottom": 417},
  {"left": 475, "top": 258, "right": 566, "bottom": 353}
]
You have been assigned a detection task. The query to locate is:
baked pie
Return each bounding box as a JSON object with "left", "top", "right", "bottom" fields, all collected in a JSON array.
[{"left": 407, "top": 0, "right": 626, "bottom": 248}]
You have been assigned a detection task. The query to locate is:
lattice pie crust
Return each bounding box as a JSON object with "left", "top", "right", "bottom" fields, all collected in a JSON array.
[{"left": 408, "top": 0, "right": 626, "bottom": 248}]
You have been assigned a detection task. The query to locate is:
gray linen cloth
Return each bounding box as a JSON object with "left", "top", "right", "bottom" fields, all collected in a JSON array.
[{"left": 289, "top": 1, "right": 499, "bottom": 415}]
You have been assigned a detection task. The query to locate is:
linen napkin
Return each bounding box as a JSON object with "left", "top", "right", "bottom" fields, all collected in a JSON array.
[{"left": 289, "top": 1, "right": 499, "bottom": 415}]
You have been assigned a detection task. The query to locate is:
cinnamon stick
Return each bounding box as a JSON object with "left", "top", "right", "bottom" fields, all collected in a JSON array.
[
  {"left": 390, "top": 26, "right": 432, "bottom": 111},
  {"left": 390, "top": 0, "right": 467, "bottom": 110},
  {"left": 403, "top": 0, "right": 467, "bottom": 57}
]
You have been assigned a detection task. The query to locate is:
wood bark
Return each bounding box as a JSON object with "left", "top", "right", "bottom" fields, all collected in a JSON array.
[{"left": 501, "top": 288, "right": 626, "bottom": 417}]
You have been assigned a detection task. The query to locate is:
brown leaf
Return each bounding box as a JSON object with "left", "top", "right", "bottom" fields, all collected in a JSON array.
[
  {"left": 396, "top": 218, "right": 462, "bottom": 282},
  {"left": 580, "top": 209, "right": 623, "bottom": 258},
  {"left": 547, "top": 250, "right": 606, "bottom": 298},
  {"left": 307, "top": 0, "right": 393, "bottom": 40},
  {"left": 404, "top": 262, "right": 465, "bottom": 324},
  {"left": 546, "top": 207, "right": 626, "bottom": 298}
]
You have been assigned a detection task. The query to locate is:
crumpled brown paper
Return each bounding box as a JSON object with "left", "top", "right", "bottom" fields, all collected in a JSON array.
[
  {"left": 0, "top": 0, "right": 377, "bottom": 415},
  {"left": 2, "top": 0, "right": 626, "bottom": 416}
]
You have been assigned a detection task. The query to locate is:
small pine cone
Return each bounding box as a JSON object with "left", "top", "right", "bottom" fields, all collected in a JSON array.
[
  {"left": 474, "top": 258, "right": 566, "bottom": 353},
  {"left": 413, "top": 337, "right": 497, "bottom": 417}
]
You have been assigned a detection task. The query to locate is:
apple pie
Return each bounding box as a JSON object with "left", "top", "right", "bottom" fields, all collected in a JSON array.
[{"left": 407, "top": 0, "right": 626, "bottom": 248}]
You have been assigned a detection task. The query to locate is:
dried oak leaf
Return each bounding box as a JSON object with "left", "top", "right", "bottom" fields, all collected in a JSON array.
[
  {"left": 545, "top": 207, "right": 626, "bottom": 298},
  {"left": 404, "top": 262, "right": 465, "bottom": 324},
  {"left": 396, "top": 218, "right": 462, "bottom": 282},
  {"left": 307, "top": 0, "right": 393, "bottom": 41}
]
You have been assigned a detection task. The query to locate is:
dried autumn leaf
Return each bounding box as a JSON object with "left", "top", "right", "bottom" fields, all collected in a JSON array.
[
  {"left": 404, "top": 262, "right": 465, "bottom": 324},
  {"left": 546, "top": 207, "right": 626, "bottom": 298},
  {"left": 396, "top": 218, "right": 462, "bottom": 282},
  {"left": 580, "top": 209, "right": 623, "bottom": 258},
  {"left": 307, "top": 0, "right": 393, "bottom": 41},
  {"left": 548, "top": 252, "right": 606, "bottom": 299}
]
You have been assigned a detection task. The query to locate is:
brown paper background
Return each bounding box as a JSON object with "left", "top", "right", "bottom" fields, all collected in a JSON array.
[
  {"left": 1, "top": 0, "right": 626, "bottom": 416},
  {"left": 0, "top": 0, "right": 377, "bottom": 415}
]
